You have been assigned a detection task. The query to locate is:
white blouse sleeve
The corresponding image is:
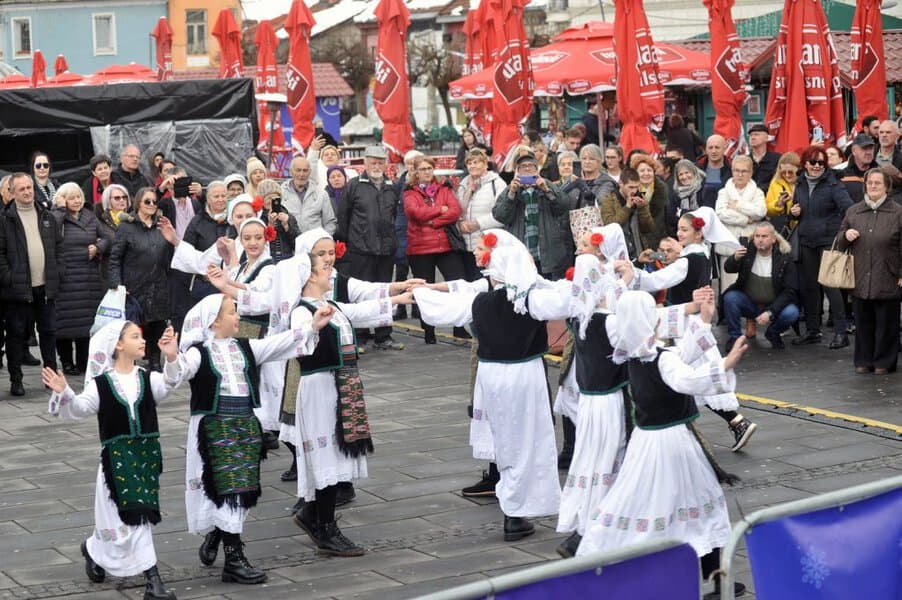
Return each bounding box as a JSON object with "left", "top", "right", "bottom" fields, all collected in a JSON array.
[
  {"left": 632, "top": 258, "right": 689, "bottom": 293},
  {"left": 527, "top": 285, "right": 572, "bottom": 321},
  {"left": 170, "top": 241, "right": 220, "bottom": 276},
  {"left": 249, "top": 325, "right": 319, "bottom": 364},
  {"left": 413, "top": 288, "right": 475, "bottom": 327},
  {"left": 347, "top": 277, "right": 390, "bottom": 303},
  {"left": 658, "top": 349, "right": 736, "bottom": 397},
  {"left": 236, "top": 265, "right": 277, "bottom": 315},
  {"left": 337, "top": 298, "right": 393, "bottom": 329},
  {"left": 48, "top": 380, "right": 101, "bottom": 420},
  {"left": 176, "top": 346, "right": 204, "bottom": 381},
  {"left": 671, "top": 315, "right": 720, "bottom": 365},
  {"left": 448, "top": 278, "right": 490, "bottom": 294},
  {"left": 148, "top": 358, "right": 186, "bottom": 402}
]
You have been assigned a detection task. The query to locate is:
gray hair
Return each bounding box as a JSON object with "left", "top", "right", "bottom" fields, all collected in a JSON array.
[
  {"left": 732, "top": 155, "right": 754, "bottom": 170},
  {"left": 55, "top": 181, "right": 83, "bottom": 204},
  {"left": 207, "top": 180, "right": 227, "bottom": 194},
  {"left": 579, "top": 144, "right": 603, "bottom": 161},
  {"left": 557, "top": 150, "right": 578, "bottom": 166}
]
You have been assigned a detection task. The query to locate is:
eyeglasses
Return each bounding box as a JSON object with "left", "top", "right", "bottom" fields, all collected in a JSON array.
[
  {"left": 141, "top": 198, "right": 157, "bottom": 206},
  {"left": 807, "top": 159, "right": 826, "bottom": 167},
  {"left": 123, "top": 154, "right": 140, "bottom": 159},
  {"left": 34, "top": 163, "right": 49, "bottom": 169},
  {"left": 111, "top": 195, "right": 128, "bottom": 201}
]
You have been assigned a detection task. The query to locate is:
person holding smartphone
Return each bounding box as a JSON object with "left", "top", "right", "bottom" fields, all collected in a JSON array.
[{"left": 256, "top": 179, "right": 299, "bottom": 263}]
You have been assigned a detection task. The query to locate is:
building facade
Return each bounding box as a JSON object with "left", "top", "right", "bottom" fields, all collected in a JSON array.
[{"left": 167, "top": 0, "right": 241, "bottom": 70}]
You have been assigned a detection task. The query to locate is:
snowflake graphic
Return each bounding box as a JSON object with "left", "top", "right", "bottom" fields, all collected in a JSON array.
[{"left": 800, "top": 545, "right": 830, "bottom": 590}]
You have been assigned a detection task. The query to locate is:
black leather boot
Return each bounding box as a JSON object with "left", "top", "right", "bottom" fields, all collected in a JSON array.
[
  {"left": 143, "top": 565, "right": 176, "bottom": 600},
  {"left": 81, "top": 540, "right": 105, "bottom": 583},
  {"left": 503, "top": 516, "right": 535, "bottom": 542},
  {"left": 335, "top": 481, "right": 356, "bottom": 506},
  {"left": 555, "top": 531, "right": 582, "bottom": 558},
  {"left": 262, "top": 430, "right": 280, "bottom": 451},
  {"left": 293, "top": 500, "right": 320, "bottom": 546},
  {"left": 198, "top": 527, "right": 221, "bottom": 566},
  {"left": 558, "top": 416, "right": 576, "bottom": 470},
  {"left": 222, "top": 542, "right": 267, "bottom": 584},
  {"left": 317, "top": 521, "right": 365, "bottom": 557}
]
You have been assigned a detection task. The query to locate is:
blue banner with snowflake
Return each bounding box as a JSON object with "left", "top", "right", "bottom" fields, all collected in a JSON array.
[{"left": 744, "top": 485, "right": 902, "bottom": 599}]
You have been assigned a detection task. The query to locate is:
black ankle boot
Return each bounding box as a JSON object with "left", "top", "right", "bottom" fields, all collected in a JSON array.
[
  {"left": 81, "top": 540, "right": 105, "bottom": 583},
  {"left": 424, "top": 325, "right": 437, "bottom": 344},
  {"left": 222, "top": 542, "right": 267, "bottom": 584},
  {"left": 335, "top": 481, "right": 356, "bottom": 506},
  {"left": 143, "top": 565, "right": 176, "bottom": 600},
  {"left": 453, "top": 326, "right": 472, "bottom": 339},
  {"left": 198, "top": 528, "right": 221, "bottom": 566},
  {"left": 317, "top": 521, "right": 365, "bottom": 557},
  {"left": 280, "top": 459, "right": 298, "bottom": 482},
  {"left": 558, "top": 416, "right": 576, "bottom": 470},
  {"left": 293, "top": 500, "right": 320, "bottom": 545},
  {"left": 555, "top": 531, "right": 582, "bottom": 558},
  {"left": 262, "top": 430, "right": 280, "bottom": 451},
  {"left": 503, "top": 516, "right": 535, "bottom": 541}
]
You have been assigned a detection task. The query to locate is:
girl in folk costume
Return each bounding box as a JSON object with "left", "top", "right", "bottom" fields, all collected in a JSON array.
[
  {"left": 626, "top": 206, "right": 759, "bottom": 452},
  {"left": 576, "top": 290, "right": 748, "bottom": 598},
  {"left": 43, "top": 321, "right": 182, "bottom": 600},
  {"left": 288, "top": 251, "right": 413, "bottom": 557},
  {"left": 414, "top": 230, "right": 561, "bottom": 541},
  {"left": 178, "top": 291, "right": 333, "bottom": 585},
  {"left": 207, "top": 218, "right": 280, "bottom": 447}
]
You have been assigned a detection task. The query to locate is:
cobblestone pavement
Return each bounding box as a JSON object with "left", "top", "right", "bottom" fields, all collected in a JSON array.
[{"left": 0, "top": 324, "right": 900, "bottom": 599}]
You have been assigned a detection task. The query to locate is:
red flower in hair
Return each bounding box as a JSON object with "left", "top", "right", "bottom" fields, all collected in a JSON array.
[
  {"left": 590, "top": 232, "right": 604, "bottom": 246},
  {"left": 264, "top": 225, "right": 277, "bottom": 242},
  {"left": 477, "top": 250, "right": 492, "bottom": 267},
  {"left": 482, "top": 232, "right": 498, "bottom": 248},
  {"left": 691, "top": 217, "right": 705, "bottom": 231},
  {"left": 565, "top": 266, "right": 575, "bottom": 281},
  {"left": 252, "top": 195, "right": 264, "bottom": 212},
  {"left": 334, "top": 240, "right": 347, "bottom": 259}
]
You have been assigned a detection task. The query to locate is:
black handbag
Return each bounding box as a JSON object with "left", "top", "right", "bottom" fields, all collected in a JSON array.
[{"left": 445, "top": 223, "right": 467, "bottom": 252}]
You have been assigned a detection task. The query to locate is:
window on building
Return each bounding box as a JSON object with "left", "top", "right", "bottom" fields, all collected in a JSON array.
[
  {"left": 186, "top": 9, "right": 207, "bottom": 55},
  {"left": 11, "top": 17, "right": 31, "bottom": 58},
  {"left": 93, "top": 13, "right": 116, "bottom": 55},
  {"left": 549, "top": 0, "right": 569, "bottom": 10}
]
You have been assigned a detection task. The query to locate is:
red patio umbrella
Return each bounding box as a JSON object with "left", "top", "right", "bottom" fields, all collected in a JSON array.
[
  {"left": 850, "top": 0, "right": 887, "bottom": 134},
  {"left": 449, "top": 21, "right": 710, "bottom": 99},
  {"left": 704, "top": 0, "right": 749, "bottom": 158},
  {"left": 284, "top": 2, "right": 317, "bottom": 151},
  {"left": 0, "top": 74, "right": 30, "bottom": 90},
  {"left": 54, "top": 54, "right": 69, "bottom": 76},
  {"left": 31, "top": 50, "right": 47, "bottom": 87},
  {"left": 45, "top": 71, "right": 85, "bottom": 87},
  {"left": 254, "top": 20, "right": 285, "bottom": 155},
  {"left": 84, "top": 63, "right": 157, "bottom": 85},
  {"left": 152, "top": 16, "right": 174, "bottom": 81},
  {"left": 486, "top": 0, "right": 534, "bottom": 167},
  {"left": 462, "top": 6, "right": 490, "bottom": 137},
  {"left": 373, "top": 0, "right": 414, "bottom": 161},
  {"left": 614, "top": 0, "right": 664, "bottom": 156},
  {"left": 764, "top": 0, "right": 846, "bottom": 152},
  {"left": 212, "top": 9, "right": 244, "bottom": 78}
]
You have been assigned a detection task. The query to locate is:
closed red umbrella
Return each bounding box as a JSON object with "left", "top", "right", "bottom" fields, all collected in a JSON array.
[
  {"left": 212, "top": 9, "right": 244, "bottom": 78},
  {"left": 54, "top": 54, "right": 69, "bottom": 77},
  {"left": 486, "top": 0, "right": 534, "bottom": 167},
  {"left": 284, "top": 2, "right": 317, "bottom": 151},
  {"left": 254, "top": 20, "right": 285, "bottom": 154},
  {"left": 151, "top": 16, "right": 174, "bottom": 81},
  {"left": 705, "top": 0, "right": 749, "bottom": 158},
  {"left": 764, "top": 0, "right": 846, "bottom": 152},
  {"left": 614, "top": 0, "right": 664, "bottom": 156},
  {"left": 374, "top": 0, "right": 414, "bottom": 161},
  {"left": 850, "top": 0, "right": 887, "bottom": 135},
  {"left": 463, "top": 7, "right": 490, "bottom": 137},
  {"left": 31, "top": 49, "right": 47, "bottom": 87}
]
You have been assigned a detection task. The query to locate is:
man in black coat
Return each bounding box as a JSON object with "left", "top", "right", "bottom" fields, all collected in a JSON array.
[
  {"left": 336, "top": 146, "right": 403, "bottom": 350},
  {"left": 722, "top": 222, "right": 799, "bottom": 351},
  {"left": 0, "top": 173, "right": 64, "bottom": 395},
  {"left": 111, "top": 145, "right": 152, "bottom": 198},
  {"left": 696, "top": 135, "right": 732, "bottom": 209},
  {"left": 748, "top": 124, "right": 781, "bottom": 192}
]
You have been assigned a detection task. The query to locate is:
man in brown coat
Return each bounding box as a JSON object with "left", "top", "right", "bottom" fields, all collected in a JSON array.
[{"left": 600, "top": 168, "right": 655, "bottom": 259}]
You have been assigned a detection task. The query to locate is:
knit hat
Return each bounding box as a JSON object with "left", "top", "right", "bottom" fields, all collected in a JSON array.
[
  {"left": 246, "top": 157, "right": 266, "bottom": 179},
  {"left": 224, "top": 173, "right": 247, "bottom": 189},
  {"left": 256, "top": 178, "right": 281, "bottom": 198}
]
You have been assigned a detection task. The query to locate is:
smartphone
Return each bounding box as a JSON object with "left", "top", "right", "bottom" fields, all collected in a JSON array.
[
  {"left": 271, "top": 197, "right": 283, "bottom": 214},
  {"left": 173, "top": 176, "right": 191, "bottom": 198},
  {"left": 650, "top": 251, "right": 667, "bottom": 262},
  {"left": 812, "top": 126, "right": 824, "bottom": 144},
  {"left": 739, "top": 236, "right": 749, "bottom": 246},
  {"left": 519, "top": 175, "right": 537, "bottom": 186},
  {"left": 572, "top": 161, "right": 582, "bottom": 177}
]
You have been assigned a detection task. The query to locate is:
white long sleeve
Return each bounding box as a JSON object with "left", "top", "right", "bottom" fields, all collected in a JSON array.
[
  {"left": 631, "top": 258, "right": 690, "bottom": 293},
  {"left": 236, "top": 264, "right": 276, "bottom": 315},
  {"left": 337, "top": 298, "right": 393, "bottom": 329},
  {"left": 170, "top": 241, "right": 222, "bottom": 276},
  {"left": 658, "top": 349, "right": 736, "bottom": 397},
  {"left": 413, "top": 288, "right": 475, "bottom": 327},
  {"left": 345, "top": 276, "right": 390, "bottom": 303},
  {"left": 527, "top": 282, "right": 572, "bottom": 321}
]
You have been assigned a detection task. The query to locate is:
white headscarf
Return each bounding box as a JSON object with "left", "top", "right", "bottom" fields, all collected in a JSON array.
[
  {"left": 180, "top": 293, "right": 226, "bottom": 351},
  {"left": 227, "top": 193, "right": 257, "bottom": 226},
  {"left": 295, "top": 227, "right": 332, "bottom": 255},
  {"left": 687, "top": 206, "right": 739, "bottom": 250},
  {"left": 597, "top": 224, "right": 629, "bottom": 262},
  {"left": 480, "top": 228, "right": 521, "bottom": 251},
  {"left": 610, "top": 290, "right": 659, "bottom": 364},
  {"left": 84, "top": 320, "right": 130, "bottom": 386},
  {"left": 484, "top": 244, "right": 538, "bottom": 315},
  {"left": 237, "top": 217, "right": 271, "bottom": 263},
  {"left": 267, "top": 252, "right": 312, "bottom": 335},
  {"left": 569, "top": 253, "right": 618, "bottom": 340}
]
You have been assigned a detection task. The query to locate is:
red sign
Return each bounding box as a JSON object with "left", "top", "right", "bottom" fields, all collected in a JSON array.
[
  {"left": 373, "top": 53, "right": 402, "bottom": 105},
  {"left": 850, "top": 0, "right": 887, "bottom": 133},
  {"left": 286, "top": 65, "right": 310, "bottom": 110}
]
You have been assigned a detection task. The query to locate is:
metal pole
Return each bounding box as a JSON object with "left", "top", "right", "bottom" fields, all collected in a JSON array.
[
  {"left": 266, "top": 103, "right": 278, "bottom": 169},
  {"left": 598, "top": 0, "right": 606, "bottom": 21}
]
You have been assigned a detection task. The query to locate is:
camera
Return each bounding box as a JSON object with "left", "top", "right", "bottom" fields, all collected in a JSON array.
[
  {"left": 650, "top": 251, "right": 667, "bottom": 262},
  {"left": 173, "top": 176, "right": 191, "bottom": 198},
  {"left": 632, "top": 189, "right": 644, "bottom": 198},
  {"left": 271, "top": 197, "right": 283, "bottom": 214},
  {"left": 519, "top": 175, "right": 537, "bottom": 186}
]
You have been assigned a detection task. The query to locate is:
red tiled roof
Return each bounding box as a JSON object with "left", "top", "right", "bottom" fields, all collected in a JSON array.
[{"left": 172, "top": 63, "right": 353, "bottom": 97}]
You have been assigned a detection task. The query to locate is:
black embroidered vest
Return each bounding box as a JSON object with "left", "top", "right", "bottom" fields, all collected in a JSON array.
[
  {"left": 667, "top": 253, "right": 711, "bottom": 305},
  {"left": 571, "top": 314, "right": 628, "bottom": 394},
  {"left": 627, "top": 349, "right": 699, "bottom": 429},
  {"left": 240, "top": 258, "right": 274, "bottom": 326},
  {"left": 296, "top": 300, "right": 348, "bottom": 373},
  {"left": 96, "top": 370, "right": 159, "bottom": 445},
  {"left": 189, "top": 338, "right": 260, "bottom": 415},
  {"left": 332, "top": 272, "right": 351, "bottom": 303},
  {"left": 471, "top": 289, "right": 547, "bottom": 362}
]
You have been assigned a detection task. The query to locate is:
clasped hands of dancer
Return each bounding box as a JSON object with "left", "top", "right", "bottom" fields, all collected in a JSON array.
[{"left": 691, "top": 285, "right": 748, "bottom": 369}]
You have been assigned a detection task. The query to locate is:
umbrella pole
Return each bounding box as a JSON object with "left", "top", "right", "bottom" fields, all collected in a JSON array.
[{"left": 266, "top": 102, "right": 279, "bottom": 169}]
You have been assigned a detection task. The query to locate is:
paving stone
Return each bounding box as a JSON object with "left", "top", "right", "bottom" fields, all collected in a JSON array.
[
  {"left": 292, "top": 570, "right": 402, "bottom": 599},
  {"left": 375, "top": 547, "right": 542, "bottom": 584}
]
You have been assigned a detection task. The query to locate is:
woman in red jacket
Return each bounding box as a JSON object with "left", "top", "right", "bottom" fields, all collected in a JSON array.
[{"left": 405, "top": 156, "right": 470, "bottom": 343}]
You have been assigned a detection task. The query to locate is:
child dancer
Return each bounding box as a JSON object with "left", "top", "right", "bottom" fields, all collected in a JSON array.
[
  {"left": 43, "top": 321, "right": 182, "bottom": 600},
  {"left": 415, "top": 230, "right": 560, "bottom": 541},
  {"left": 577, "top": 290, "right": 747, "bottom": 598},
  {"left": 179, "top": 289, "right": 333, "bottom": 584}
]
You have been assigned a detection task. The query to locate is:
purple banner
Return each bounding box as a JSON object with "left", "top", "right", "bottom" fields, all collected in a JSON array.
[
  {"left": 492, "top": 543, "right": 698, "bottom": 599},
  {"left": 745, "top": 486, "right": 902, "bottom": 599}
]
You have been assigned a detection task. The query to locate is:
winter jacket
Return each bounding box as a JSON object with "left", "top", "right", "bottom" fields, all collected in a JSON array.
[
  {"left": 724, "top": 244, "right": 799, "bottom": 317},
  {"left": 714, "top": 179, "right": 767, "bottom": 256},
  {"left": 280, "top": 180, "right": 337, "bottom": 234},
  {"left": 31, "top": 176, "right": 59, "bottom": 211},
  {"left": 600, "top": 189, "right": 656, "bottom": 257},
  {"left": 111, "top": 166, "right": 152, "bottom": 199},
  {"left": 837, "top": 199, "right": 902, "bottom": 300},
  {"left": 265, "top": 209, "right": 300, "bottom": 263},
  {"left": 581, "top": 173, "right": 617, "bottom": 208},
  {"left": 157, "top": 196, "right": 203, "bottom": 231},
  {"left": 456, "top": 172, "right": 504, "bottom": 251},
  {"left": 52, "top": 208, "right": 112, "bottom": 338},
  {"left": 108, "top": 216, "right": 173, "bottom": 323},
  {"left": 838, "top": 161, "right": 878, "bottom": 204},
  {"left": 752, "top": 150, "right": 781, "bottom": 192},
  {"left": 336, "top": 173, "right": 398, "bottom": 257},
  {"left": 492, "top": 183, "right": 570, "bottom": 277},
  {"left": 793, "top": 170, "right": 853, "bottom": 249},
  {"left": 695, "top": 156, "right": 732, "bottom": 209},
  {"left": 644, "top": 176, "right": 671, "bottom": 249},
  {"left": 0, "top": 202, "right": 64, "bottom": 302},
  {"left": 183, "top": 209, "right": 230, "bottom": 253},
  {"left": 404, "top": 183, "right": 462, "bottom": 256}
]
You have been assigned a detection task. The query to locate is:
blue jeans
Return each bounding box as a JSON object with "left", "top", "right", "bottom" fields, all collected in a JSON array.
[{"left": 723, "top": 290, "right": 799, "bottom": 340}]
